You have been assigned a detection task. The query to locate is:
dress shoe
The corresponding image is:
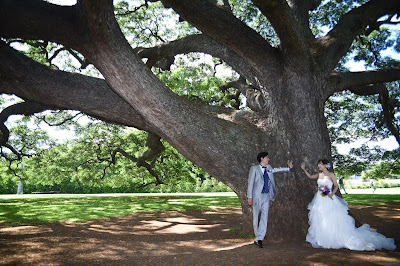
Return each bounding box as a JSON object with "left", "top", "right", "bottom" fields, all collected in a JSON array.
[{"left": 254, "top": 240, "right": 263, "bottom": 248}]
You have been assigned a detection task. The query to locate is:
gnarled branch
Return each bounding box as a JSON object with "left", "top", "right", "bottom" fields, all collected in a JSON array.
[
  {"left": 35, "top": 112, "right": 83, "bottom": 127},
  {"left": 161, "top": 0, "right": 280, "bottom": 74},
  {"left": 327, "top": 67, "right": 400, "bottom": 98},
  {"left": 135, "top": 34, "right": 259, "bottom": 85},
  {"left": 108, "top": 133, "right": 165, "bottom": 184},
  {"left": 0, "top": 101, "right": 53, "bottom": 158},
  {"left": 314, "top": 0, "right": 400, "bottom": 73},
  {"left": 252, "top": 0, "right": 313, "bottom": 61},
  {"left": 0, "top": 41, "right": 156, "bottom": 134},
  {"left": 0, "top": 0, "right": 85, "bottom": 52}
]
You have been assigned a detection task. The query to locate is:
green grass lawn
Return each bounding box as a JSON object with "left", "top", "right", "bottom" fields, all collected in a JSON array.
[
  {"left": 342, "top": 194, "right": 400, "bottom": 205},
  {"left": 0, "top": 195, "right": 241, "bottom": 224},
  {"left": 0, "top": 194, "right": 399, "bottom": 225}
]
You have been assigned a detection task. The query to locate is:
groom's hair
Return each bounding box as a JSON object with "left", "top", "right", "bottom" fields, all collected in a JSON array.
[{"left": 257, "top": 152, "right": 269, "bottom": 163}]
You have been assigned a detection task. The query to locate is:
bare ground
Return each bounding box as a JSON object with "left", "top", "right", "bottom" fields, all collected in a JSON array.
[{"left": 0, "top": 203, "right": 399, "bottom": 265}]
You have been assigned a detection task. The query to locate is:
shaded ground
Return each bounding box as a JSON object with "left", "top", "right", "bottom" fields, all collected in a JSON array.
[{"left": 0, "top": 203, "right": 399, "bottom": 265}]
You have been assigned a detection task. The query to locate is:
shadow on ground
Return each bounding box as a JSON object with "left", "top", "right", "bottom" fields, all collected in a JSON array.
[{"left": 0, "top": 204, "right": 399, "bottom": 265}]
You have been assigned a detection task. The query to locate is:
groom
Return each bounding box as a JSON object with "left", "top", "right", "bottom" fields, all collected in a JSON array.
[{"left": 247, "top": 152, "right": 293, "bottom": 248}]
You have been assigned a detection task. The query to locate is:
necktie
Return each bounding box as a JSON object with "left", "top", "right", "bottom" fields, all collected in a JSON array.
[{"left": 262, "top": 166, "right": 269, "bottom": 193}]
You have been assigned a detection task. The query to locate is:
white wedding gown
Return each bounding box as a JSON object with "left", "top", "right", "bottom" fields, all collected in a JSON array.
[{"left": 306, "top": 178, "right": 396, "bottom": 251}]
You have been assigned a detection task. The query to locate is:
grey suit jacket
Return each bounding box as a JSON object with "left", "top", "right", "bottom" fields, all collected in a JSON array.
[{"left": 247, "top": 164, "right": 290, "bottom": 203}]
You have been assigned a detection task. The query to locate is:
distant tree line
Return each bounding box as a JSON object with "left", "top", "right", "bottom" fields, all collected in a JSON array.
[{"left": 0, "top": 112, "right": 231, "bottom": 194}]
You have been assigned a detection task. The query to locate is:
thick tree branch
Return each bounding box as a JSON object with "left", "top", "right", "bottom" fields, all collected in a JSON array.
[
  {"left": 3, "top": 0, "right": 264, "bottom": 136},
  {"left": 378, "top": 88, "right": 400, "bottom": 145},
  {"left": 327, "top": 67, "right": 400, "bottom": 97},
  {"left": 315, "top": 0, "right": 400, "bottom": 73},
  {"left": 252, "top": 0, "right": 313, "bottom": 61},
  {"left": 109, "top": 133, "right": 165, "bottom": 185},
  {"left": 364, "top": 14, "right": 400, "bottom": 36},
  {"left": 135, "top": 34, "right": 258, "bottom": 87},
  {"left": 138, "top": 133, "right": 166, "bottom": 166},
  {"left": 0, "top": 0, "right": 86, "bottom": 52},
  {"left": 135, "top": 34, "right": 269, "bottom": 115},
  {"left": 0, "top": 101, "right": 49, "bottom": 144},
  {"left": 288, "top": 0, "right": 322, "bottom": 30},
  {"left": 0, "top": 101, "right": 52, "bottom": 158},
  {"left": 0, "top": 41, "right": 156, "bottom": 134},
  {"left": 72, "top": 0, "right": 264, "bottom": 184},
  {"left": 0, "top": 41, "right": 260, "bottom": 152},
  {"left": 346, "top": 84, "right": 387, "bottom": 96},
  {"left": 161, "top": 0, "right": 280, "bottom": 74}
]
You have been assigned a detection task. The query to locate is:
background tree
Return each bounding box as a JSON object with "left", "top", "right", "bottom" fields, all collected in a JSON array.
[
  {"left": 1, "top": 0, "right": 400, "bottom": 242},
  {"left": 0, "top": 100, "right": 222, "bottom": 194}
]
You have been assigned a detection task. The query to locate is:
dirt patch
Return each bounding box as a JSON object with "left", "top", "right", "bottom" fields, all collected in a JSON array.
[{"left": 0, "top": 204, "right": 399, "bottom": 265}]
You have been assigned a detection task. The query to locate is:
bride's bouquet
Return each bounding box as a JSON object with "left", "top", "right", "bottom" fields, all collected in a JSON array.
[{"left": 319, "top": 185, "right": 330, "bottom": 196}]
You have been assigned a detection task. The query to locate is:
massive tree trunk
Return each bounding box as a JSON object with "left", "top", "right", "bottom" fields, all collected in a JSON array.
[{"left": 1, "top": 0, "right": 400, "bottom": 242}]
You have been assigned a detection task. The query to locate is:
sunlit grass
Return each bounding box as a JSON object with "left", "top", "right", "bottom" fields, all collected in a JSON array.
[
  {"left": 342, "top": 194, "right": 400, "bottom": 205},
  {"left": 0, "top": 194, "right": 399, "bottom": 225},
  {"left": 0, "top": 195, "right": 241, "bottom": 224}
]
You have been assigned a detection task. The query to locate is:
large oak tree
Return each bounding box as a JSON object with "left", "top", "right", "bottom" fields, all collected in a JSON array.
[{"left": 1, "top": 0, "right": 399, "bottom": 242}]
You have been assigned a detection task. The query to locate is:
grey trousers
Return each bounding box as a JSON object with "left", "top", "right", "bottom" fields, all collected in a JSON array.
[{"left": 252, "top": 192, "right": 270, "bottom": 241}]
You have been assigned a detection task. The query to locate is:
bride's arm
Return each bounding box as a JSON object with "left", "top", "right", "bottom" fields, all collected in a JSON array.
[
  {"left": 300, "top": 162, "right": 318, "bottom": 179},
  {"left": 329, "top": 174, "right": 339, "bottom": 197}
]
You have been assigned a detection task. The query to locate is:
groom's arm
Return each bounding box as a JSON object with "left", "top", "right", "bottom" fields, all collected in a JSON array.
[
  {"left": 247, "top": 166, "right": 255, "bottom": 205},
  {"left": 271, "top": 167, "right": 290, "bottom": 174},
  {"left": 271, "top": 160, "right": 293, "bottom": 173}
]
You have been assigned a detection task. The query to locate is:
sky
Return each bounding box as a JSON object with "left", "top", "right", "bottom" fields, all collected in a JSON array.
[
  {"left": 47, "top": 0, "right": 76, "bottom": 5},
  {"left": 335, "top": 137, "right": 398, "bottom": 154}
]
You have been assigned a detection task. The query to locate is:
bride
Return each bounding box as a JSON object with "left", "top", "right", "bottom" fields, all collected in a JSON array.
[{"left": 301, "top": 159, "right": 396, "bottom": 251}]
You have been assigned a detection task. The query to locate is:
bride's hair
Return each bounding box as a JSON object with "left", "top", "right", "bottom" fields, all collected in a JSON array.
[{"left": 317, "top": 159, "right": 332, "bottom": 171}]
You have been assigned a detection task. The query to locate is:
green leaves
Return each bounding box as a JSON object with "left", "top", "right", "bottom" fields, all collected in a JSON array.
[
  {"left": 352, "top": 29, "right": 399, "bottom": 68},
  {"left": 230, "top": 0, "right": 279, "bottom": 45},
  {"left": 310, "top": 0, "right": 369, "bottom": 31},
  {"left": 158, "top": 54, "right": 239, "bottom": 107},
  {"left": 0, "top": 111, "right": 230, "bottom": 194},
  {"left": 115, "top": 0, "right": 197, "bottom": 48},
  {"left": 328, "top": 82, "right": 400, "bottom": 176}
]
